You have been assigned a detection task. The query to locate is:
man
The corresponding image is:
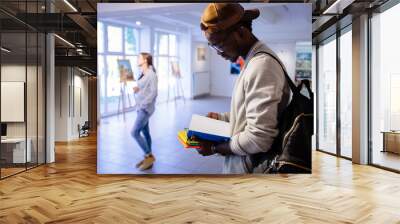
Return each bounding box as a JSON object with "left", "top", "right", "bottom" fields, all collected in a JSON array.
[{"left": 196, "top": 3, "right": 290, "bottom": 174}]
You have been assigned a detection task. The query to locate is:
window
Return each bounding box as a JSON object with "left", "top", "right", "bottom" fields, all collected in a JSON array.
[
  {"left": 107, "top": 25, "right": 123, "bottom": 53},
  {"left": 125, "top": 28, "right": 138, "bottom": 55},
  {"left": 98, "top": 22, "right": 104, "bottom": 53},
  {"left": 98, "top": 55, "right": 106, "bottom": 114},
  {"left": 370, "top": 3, "right": 400, "bottom": 171},
  {"left": 317, "top": 36, "right": 337, "bottom": 154},
  {"left": 154, "top": 31, "right": 179, "bottom": 103},
  {"left": 339, "top": 28, "right": 352, "bottom": 158},
  {"left": 317, "top": 29, "right": 353, "bottom": 158},
  {"left": 98, "top": 21, "right": 140, "bottom": 116}
]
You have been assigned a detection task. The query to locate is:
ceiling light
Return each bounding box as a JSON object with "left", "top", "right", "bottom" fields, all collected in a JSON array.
[
  {"left": 322, "top": 0, "right": 354, "bottom": 15},
  {"left": 63, "top": 0, "right": 78, "bottom": 12},
  {"left": 78, "top": 67, "right": 92, "bottom": 76},
  {"left": 1, "top": 47, "right": 11, "bottom": 53},
  {"left": 322, "top": 0, "right": 340, "bottom": 15},
  {"left": 136, "top": 21, "right": 141, "bottom": 26},
  {"left": 54, "top": 34, "right": 75, "bottom": 48}
]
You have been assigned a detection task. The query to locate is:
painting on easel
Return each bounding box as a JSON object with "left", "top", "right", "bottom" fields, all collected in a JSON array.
[{"left": 117, "top": 59, "right": 135, "bottom": 83}]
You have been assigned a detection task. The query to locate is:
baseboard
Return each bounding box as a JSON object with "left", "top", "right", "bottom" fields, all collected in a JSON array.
[{"left": 193, "top": 93, "right": 211, "bottom": 99}]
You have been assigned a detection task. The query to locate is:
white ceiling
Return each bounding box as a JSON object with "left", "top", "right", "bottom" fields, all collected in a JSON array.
[{"left": 98, "top": 3, "right": 311, "bottom": 43}]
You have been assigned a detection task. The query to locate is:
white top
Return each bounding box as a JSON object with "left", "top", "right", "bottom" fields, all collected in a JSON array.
[{"left": 219, "top": 41, "right": 290, "bottom": 174}]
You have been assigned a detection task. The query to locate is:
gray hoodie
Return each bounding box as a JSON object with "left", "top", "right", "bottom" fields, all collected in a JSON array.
[{"left": 218, "top": 41, "right": 290, "bottom": 174}]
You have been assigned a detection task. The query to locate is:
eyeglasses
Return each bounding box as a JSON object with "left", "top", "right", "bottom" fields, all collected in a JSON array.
[
  {"left": 208, "top": 35, "right": 229, "bottom": 53},
  {"left": 207, "top": 23, "right": 242, "bottom": 53}
]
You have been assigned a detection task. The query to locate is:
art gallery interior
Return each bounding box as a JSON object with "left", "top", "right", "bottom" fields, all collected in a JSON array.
[
  {"left": 0, "top": 0, "right": 399, "bottom": 223},
  {"left": 96, "top": 3, "right": 312, "bottom": 174}
]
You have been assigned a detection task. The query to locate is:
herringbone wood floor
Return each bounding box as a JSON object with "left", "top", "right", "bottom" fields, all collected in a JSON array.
[{"left": 1, "top": 135, "right": 400, "bottom": 224}]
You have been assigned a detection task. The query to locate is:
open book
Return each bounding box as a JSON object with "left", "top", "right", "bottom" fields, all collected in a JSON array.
[{"left": 187, "top": 114, "right": 231, "bottom": 142}]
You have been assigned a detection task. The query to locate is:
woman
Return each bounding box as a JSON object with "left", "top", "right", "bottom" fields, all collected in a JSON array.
[{"left": 131, "top": 52, "right": 158, "bottom": 171}]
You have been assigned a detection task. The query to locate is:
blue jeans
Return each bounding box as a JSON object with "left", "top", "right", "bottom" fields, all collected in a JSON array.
[{"left": 131, "top": 109, "right": 152, "bottom": 155}]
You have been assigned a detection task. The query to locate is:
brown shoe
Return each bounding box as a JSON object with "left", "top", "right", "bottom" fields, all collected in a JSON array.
[
  {"left": 138, "top": 155, "right": 155, "bottom": 171},
  {"left": 135, "top": 160, "right": 144, "bottom": 168}
]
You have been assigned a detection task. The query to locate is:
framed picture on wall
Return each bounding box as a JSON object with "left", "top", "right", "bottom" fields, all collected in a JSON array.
[
  {"left": 295, "top": 42, "right": 312, "bottom": 80},
  {"left": 197, "top": 47, "right": 206, "bottom": 61}
]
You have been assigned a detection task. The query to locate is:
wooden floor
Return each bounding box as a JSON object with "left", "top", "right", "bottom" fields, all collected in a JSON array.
[{"left": 1, "top": 135, "right": 400, "bottom": 223}]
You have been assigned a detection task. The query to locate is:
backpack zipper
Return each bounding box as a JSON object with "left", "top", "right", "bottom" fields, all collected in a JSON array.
[{"left": 281, "top": 113, "right": 313, "bottom": 150}]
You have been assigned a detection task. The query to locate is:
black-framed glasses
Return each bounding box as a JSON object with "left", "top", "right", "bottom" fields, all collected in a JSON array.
[
  {"left": 208, "top": 35, "right": 229, "bottom": 53},
  {"left": 207, "top": 23, "right": 242, "bottom": 53}
]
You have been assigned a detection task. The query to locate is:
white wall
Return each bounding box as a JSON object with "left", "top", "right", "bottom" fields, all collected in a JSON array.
[
  {"left": 179, "top": 30, "right": 193, "bottom": 99},
  {"left": 191, "top": 41, "right": 211, "bottom": 97},
  {"left": 268, "top": 42, "right": 297, "bottom": 80},
  {"left": 209, "top": 50, "right": 237, "bottom": 97},
  {"left": 1, "top": 64, "right": 46, "bottom": 164},
  {"left": 1, "top": 65, "right": 42, "bottom": 137},
  {"left": 55, "top": 67, "right": 89, "bottom": 141},
  {"left": 55, "top": 67, "right": 69, "bottom": 141},
  {"left": 71, "top": 74, "right": 89, "bottom": 138},
  {"left": 1, "top": 65, "right": 28, "bottom": 140}
]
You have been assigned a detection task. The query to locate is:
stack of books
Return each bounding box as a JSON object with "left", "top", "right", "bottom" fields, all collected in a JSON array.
[
  {"left": 177, "top": 129, "right": 200, "bottom": 149},
  {"left": 177, "top": 114, "right": 231, "bottom": 149}
]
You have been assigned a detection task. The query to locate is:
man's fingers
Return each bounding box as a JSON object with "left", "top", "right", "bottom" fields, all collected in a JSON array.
[
  {"left": 207, "top": 112, "right": 218, "bottom": 120},
  {"left": 196, "top": 148, "right": 205, "bottom": 156},
  {"left": 197, "top": 147, "right": 210, "bottom": 156}
]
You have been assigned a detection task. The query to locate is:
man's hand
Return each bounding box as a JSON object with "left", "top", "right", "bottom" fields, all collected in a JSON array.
[
  {"left": 195, "top": 139, "right": 215, "bottom": 156},
  {"left": 207, "top": 112, "right": 219, "bottom": 120},
  {"left": 133, "top": 86, "right": 140, "bottom": 93}
]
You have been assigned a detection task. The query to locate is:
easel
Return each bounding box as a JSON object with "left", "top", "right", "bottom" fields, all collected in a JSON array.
[
  {"left": 167, "top": 76, "right": 185, "bottom": 104},
  {"left": 117, "top": 81, "right": 133, "bottom": 121},
  {"left": 117, "top": 59, "right": 135, "bottom": 121},
  {"left": 168, "top": 61, "right": 185, "bottom": 105}
]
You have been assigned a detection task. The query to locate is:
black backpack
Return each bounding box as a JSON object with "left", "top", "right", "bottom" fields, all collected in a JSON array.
[{"left": 246, "top": 51, "right": 314, "bottom": 174}]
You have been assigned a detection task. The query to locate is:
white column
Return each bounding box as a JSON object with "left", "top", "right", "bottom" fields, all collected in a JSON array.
[
  {"left": 312, "top": 45, "right": 317, "bottom": 150},
  {"left": 46, "top": 32, "right": 55, "bottom": 163},
  {"left": 45, "top": 0, "right": 56, "bottom": 163},
  {"left": 352, "top": 14, "right": 369, "bottom": 164}
]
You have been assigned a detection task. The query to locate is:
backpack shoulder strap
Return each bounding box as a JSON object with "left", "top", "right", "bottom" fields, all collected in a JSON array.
[{"left": 254, "top": 51, "right": 298, "bottom": 94}]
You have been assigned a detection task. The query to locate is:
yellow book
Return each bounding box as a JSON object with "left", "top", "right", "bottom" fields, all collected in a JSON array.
[
  {"left": 177, "top": 135, "right": 190, "bottom": 148},
  {"left": 179, "top": 129, "right": 200, "bottom": 146},
  {"left": 177, "top": 130, "right": 200, "bottom": 148}
]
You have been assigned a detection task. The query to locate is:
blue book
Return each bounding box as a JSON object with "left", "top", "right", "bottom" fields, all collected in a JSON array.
[{"left": 187, "top": 114, "right": 231, "bottom": 142}]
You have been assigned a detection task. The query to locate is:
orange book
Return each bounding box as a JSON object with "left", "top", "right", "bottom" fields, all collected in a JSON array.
[{"left": 177, "top": 134, "right": 201, "bottom": 149}]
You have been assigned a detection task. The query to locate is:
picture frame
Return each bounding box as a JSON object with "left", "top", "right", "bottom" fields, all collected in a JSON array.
[{"left": 196, "top": 47, "right": 206, "bottom": 61}]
